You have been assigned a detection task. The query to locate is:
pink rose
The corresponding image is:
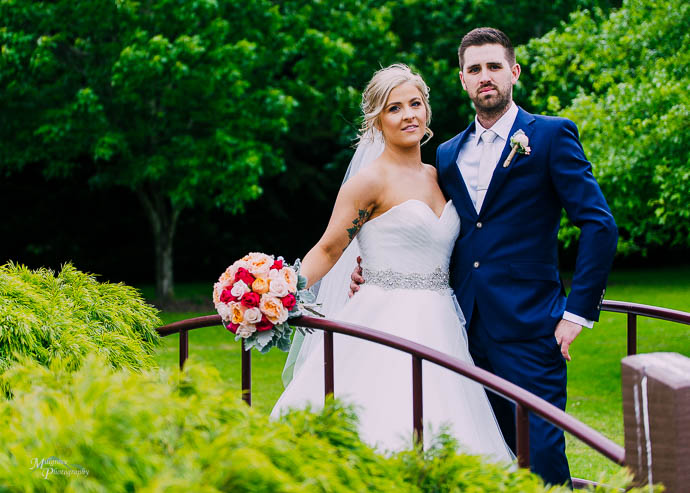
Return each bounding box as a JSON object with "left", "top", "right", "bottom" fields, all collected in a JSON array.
[
  {"left": 241, "top": 292, "right": 261, "bottom": 308},
  {"left": 281, "top": 293, "right": 297, "bottom": 310},
  {"left": 256, "top": 315, "right": 273, "bottom": 332},
  {"left": 220, "top": 287, "right": 237, "bottom": 303},
  {"left": 271, "top": 259, "right": 284, "bottom": 270},
  {"left": 226, "top": 322, "right": 239, "bottom": 334},
  {"left": 234, "top": 268, "right": 255, "bottom": 286}
]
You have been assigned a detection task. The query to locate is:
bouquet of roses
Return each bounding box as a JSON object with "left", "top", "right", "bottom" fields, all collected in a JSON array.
[{"left": 213, "top": 252, "right": 314, "bottom": 353}]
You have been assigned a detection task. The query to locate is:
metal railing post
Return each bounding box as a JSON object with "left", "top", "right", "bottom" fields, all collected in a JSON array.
[
  {"left": 241, "top": 339, "right": 251, "bottom": 406},
  {"left": 516, "top": 403, "right": 530, "bottom": 469},
  {"left": 627, "top": 313, "right": 637, "bottom": 356},
  {"left": 179, "top": 329, "right": 188, "bottom": 370},
  {"left": 412, "top": 355, "right": 423, "bottom": 447},
  {"left": 324, "top": 331, "right": 334, "bottom": 396}
]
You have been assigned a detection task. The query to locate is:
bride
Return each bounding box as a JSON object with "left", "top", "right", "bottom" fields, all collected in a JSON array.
[{"left": 271, "top": 64, "right": 512, "bottom": 461}]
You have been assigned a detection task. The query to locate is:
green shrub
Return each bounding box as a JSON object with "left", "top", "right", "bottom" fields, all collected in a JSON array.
[
  {"left": 0, "top": 356, "right": 650, "bottom": 492},
  {"left": 519, "top": 0, "right": 690, "bottom": 254},
  {"left": 0, "top": 262, "right": 160, "bottom": 378}
]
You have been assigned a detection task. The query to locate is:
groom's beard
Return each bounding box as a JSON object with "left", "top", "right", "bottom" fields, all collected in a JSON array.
[{"left": 471, "top": 84, "right": 512, "bottom": 120}]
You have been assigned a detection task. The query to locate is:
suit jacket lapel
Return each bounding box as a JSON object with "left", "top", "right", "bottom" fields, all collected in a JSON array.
[
  {"left": 442, "top": 122, "right": 478, "bottom": 219},
  {"left": 479, "top": 107, "right": 536, "bottom": 216}
]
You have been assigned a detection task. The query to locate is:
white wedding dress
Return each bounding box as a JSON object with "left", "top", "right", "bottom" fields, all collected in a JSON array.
[{"left": 271, "top": 199, "right": 512, "bottom": 461}]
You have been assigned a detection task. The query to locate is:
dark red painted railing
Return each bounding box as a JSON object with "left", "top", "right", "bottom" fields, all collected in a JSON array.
[
  {"left": 600, "top": 300, "right": 690, "bottom": 355},
  {"left": 155, "top": 300, "right": 690, "bottom": 489}
]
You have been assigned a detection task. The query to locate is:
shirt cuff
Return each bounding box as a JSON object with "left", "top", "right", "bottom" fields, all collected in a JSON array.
[{"left": 563, "top": 311, "right": 594, "bottom": 329}]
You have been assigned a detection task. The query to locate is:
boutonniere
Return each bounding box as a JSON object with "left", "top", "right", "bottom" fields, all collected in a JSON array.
[{"left": 502, "top": 129, "right": 531, "bottom": 168}]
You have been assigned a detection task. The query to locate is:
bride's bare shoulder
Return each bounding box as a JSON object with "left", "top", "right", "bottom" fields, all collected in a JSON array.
[
  {"left": 343, "top": 160, "right": 386, "bottom": 193},
  {"left": 422, "top": 163, "right": 439, "bottom": 180}
]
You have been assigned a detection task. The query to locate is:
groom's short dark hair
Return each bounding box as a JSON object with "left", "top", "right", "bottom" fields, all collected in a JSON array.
[{"left": 458, "top": 27, "right": 515, "bottom": 69}]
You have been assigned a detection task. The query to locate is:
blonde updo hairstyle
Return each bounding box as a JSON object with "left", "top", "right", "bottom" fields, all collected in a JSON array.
[{"left": 359, "top": 63, "right": 433, "bottom": 144}]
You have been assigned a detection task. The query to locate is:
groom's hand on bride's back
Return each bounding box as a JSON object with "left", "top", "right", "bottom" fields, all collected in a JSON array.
[{"left": 349, "top": 256, "right": 365, "bottom": 298}]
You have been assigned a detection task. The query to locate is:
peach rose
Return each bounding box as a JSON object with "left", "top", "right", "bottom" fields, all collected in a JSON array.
[
  {"left": 213, "top": 282, "right": 223, "bottom": 305},
  {"left": 270, "top": 267, "right": 297, "bottom": 292},
  {"left": 218, "top": 269, "right": 235, "bottom": 286},
  {"left": 260, "top": 294, "right": 289, "bottom": 324},
  {"left": 216, "top": 302, "right": 233, "bottom": 321},
  {"left": 252, "top": 277, "right": 270, "bottom": 295},
  {"left": 246, "top": 252, "right": 274, "bottom": 277},
  {"left": 236, "top": 323, "right": 256, "bottom": 338},
  {"left": 220, "top": 259, "right": 248, "bottom": 285},
  {"left": 230, "top": 302, "right": 245, "bottom": 324}
]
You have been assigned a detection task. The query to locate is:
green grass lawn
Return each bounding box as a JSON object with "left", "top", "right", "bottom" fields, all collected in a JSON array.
[{"left": 148, "top": 266, "right": 690, "bottom": 482}]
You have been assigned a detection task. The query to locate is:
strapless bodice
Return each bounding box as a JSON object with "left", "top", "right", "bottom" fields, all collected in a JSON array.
[{"left": 356, "top": 199, "right": 460, "bottom": 275}]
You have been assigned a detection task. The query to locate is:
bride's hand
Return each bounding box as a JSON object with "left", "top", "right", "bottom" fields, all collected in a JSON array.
[{"left": 349, "top": 256, "right": 365, "bottom": 298}]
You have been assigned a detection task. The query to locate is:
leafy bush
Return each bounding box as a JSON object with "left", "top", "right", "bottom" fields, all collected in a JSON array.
[
  {"left": 519, "top": 0, "right": 689, "bottom": 254},
  {"left": 0, "top": 356, "right": 650, "bottom": 492},
  {"left": 0, "top": 262, "right": 160, "bottom": 379}
]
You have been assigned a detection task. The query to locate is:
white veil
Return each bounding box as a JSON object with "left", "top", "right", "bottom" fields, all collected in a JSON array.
[{"left": 281, "top": 128, "right": 385, "bottom": 386}]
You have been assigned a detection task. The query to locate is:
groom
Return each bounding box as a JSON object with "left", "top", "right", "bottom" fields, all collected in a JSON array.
[
  {"left": 352, "top": 27, "right": 617, "bottom": 485},
  {"left": 436, "top": 27, "right": 617, "bottom": 485}
]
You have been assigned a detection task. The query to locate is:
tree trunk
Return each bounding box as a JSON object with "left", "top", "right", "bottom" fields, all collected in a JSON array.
[{"left": 136, "top": 187, "right": 181, "bottom": 302}]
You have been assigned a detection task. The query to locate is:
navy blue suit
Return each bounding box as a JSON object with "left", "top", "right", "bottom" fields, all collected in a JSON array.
[{"left": 436, "top": 107, "right": 617, "bottom": 485}]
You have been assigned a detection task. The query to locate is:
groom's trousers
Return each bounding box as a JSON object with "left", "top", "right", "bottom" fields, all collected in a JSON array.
[{"left": 468, "top": 305, "right": 571, "bottom": 486}]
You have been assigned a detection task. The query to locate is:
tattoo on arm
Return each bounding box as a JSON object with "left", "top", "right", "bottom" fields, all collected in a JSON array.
[{"left": 345, "top": 208, "right": 371, "bottom": 249}]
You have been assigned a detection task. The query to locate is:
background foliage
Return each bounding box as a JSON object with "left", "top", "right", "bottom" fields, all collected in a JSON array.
[
  {"left": 5, "top": 0, "right": 672, "bottom": 292},
  {"left": 0, "top": 355, "right": 644, "bottom": 492},
  {"left": 0, "top": 0, "right": 397, "bottom": 298},
  {"left": 519, "top": 0, "right": 689, "bottom": 254},
  {"left": 0, "top": 262, "right": 159, "bottom": 386}
]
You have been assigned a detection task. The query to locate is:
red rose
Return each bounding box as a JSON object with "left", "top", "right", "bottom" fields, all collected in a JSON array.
[
  {"left": 234, "top": 267, "right": 255, "bottom": 286},
  {"left": 270, "top": 259, "right": 284, "bottom": 270},
  {"left": 236, "top": 267, "right": 256, "bottom": 285},
  {"left": 281, "top": 293, "right": 297, "bottom": 310},
  {"left": 235, "top": 267, "right": 254, "bottom": 287},
  {"left": 256, "top": 315, "right": 273, "bottom": 332},
  {"left": 240, "top": 291, "right": 260, "bottom": 308},
  {"left": 220, "top": 287, "right": 237, "bottom": 303},
  {"left": 226, "top": 322, "right": 239, "bottom": 334}
]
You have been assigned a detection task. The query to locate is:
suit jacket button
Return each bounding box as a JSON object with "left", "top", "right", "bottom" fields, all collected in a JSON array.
[
  {"left": 473, "top": 261, "right": 480, "bottom": 268},
  {"left": 476, "top": 221, "right": 483, "bottom": 229}
]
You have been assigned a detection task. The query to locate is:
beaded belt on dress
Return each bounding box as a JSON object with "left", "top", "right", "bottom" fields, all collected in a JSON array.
[{"left": 361, "top": 267, "right": 450, "bottom": 292}]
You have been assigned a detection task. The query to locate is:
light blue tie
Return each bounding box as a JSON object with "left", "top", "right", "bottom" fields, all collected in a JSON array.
[{"left": 475, "top": 130, "right": 497, "bottom": 212}]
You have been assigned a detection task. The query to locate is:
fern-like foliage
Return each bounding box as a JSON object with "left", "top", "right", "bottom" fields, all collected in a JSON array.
[
  {"left": 0, "top": 356, "right": 655, "bottom": 492},
  {"left": 0, "top": 262, "right": 160, "bottom": 384}
]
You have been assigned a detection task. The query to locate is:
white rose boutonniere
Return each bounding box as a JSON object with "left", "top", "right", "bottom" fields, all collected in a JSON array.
[{"left": 503, "top": 129, "right": 531, "bottom": 168}]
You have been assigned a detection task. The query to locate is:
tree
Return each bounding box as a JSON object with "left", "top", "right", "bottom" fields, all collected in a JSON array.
[
  {"left": 2, "top": 0, "right": 627, "bottom": 294},
  {"left": 0, "top": 0, "right": 395, "bottom": 300},
  {"left": 518, "top": 0, "right": 689, "bottom": 254},
  {"left": 381, "top": 0, "right": 622, "bottom": 149}
]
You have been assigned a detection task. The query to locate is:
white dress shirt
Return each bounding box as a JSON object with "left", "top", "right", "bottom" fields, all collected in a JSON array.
[
  {"left": 456, "top": 102, "right": 519, "bottom": 212},
  {"left": 456, "top": 102, "right": 593, "bottom": 328}
]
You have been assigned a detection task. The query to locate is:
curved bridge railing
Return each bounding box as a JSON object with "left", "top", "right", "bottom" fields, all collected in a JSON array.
[
  {"left": 155, "top": 299, "right": 690, "bottom": 489},
  {"left": 602, "top": 300, "right": 690, "bottom": 355}
]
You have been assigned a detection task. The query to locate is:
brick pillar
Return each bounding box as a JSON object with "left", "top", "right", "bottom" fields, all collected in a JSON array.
[{"left": 621, "top": 352, "right": 690, "bottom": 492}]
